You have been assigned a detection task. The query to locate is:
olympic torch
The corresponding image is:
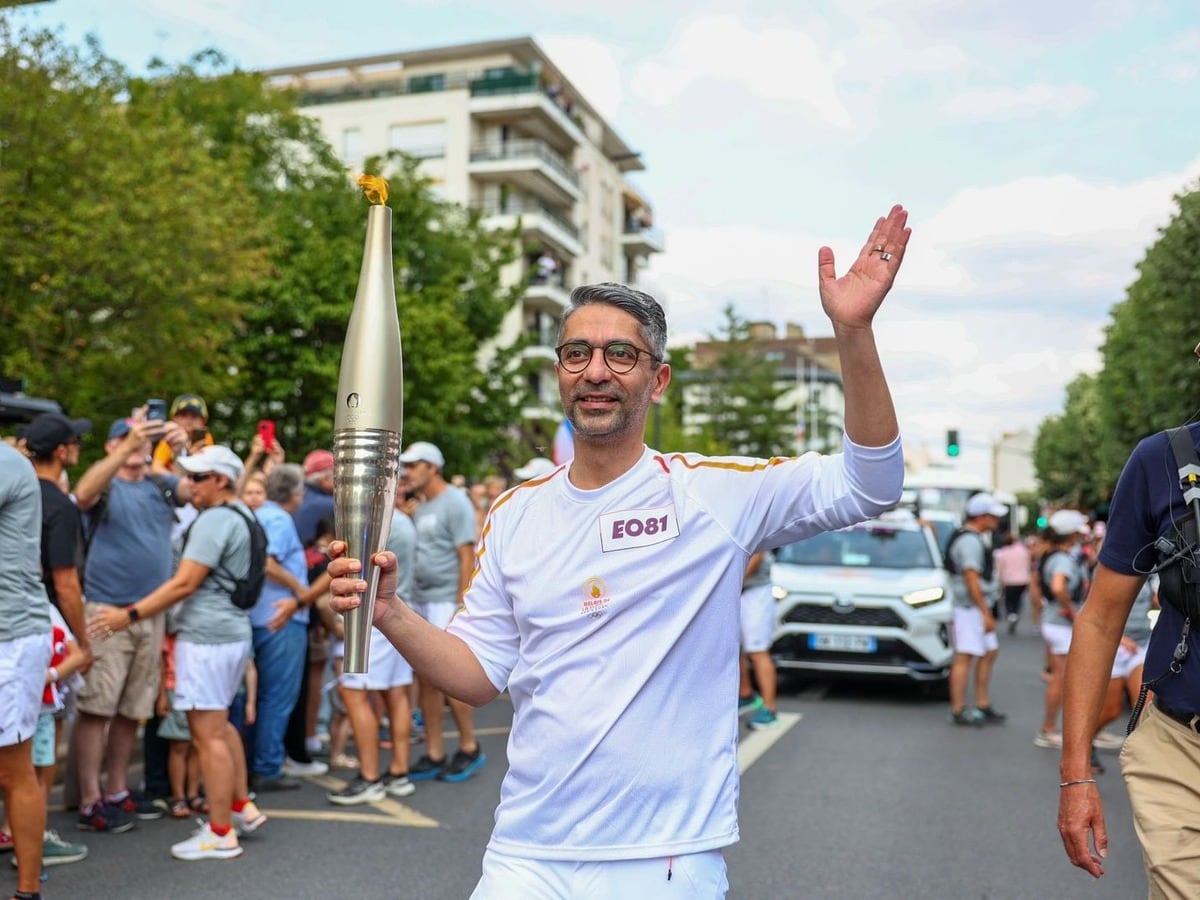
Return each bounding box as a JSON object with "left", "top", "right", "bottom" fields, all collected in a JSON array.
[{"left": 334, "top": 175, "right": 404, "bottom": 673}]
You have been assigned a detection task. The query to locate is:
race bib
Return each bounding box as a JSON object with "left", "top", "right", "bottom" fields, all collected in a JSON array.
[{"left": 598, "top": 505, "right": 679, "bottom": 552}]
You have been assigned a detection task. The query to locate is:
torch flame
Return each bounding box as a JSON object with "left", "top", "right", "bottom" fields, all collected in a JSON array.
[{"left": 357, "top": 174, "right": 389, "bottom": 206}]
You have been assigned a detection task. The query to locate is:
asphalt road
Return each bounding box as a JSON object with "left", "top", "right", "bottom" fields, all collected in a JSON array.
[{"left": 14, "top": 623, "right": 1146, "bottom": 899}]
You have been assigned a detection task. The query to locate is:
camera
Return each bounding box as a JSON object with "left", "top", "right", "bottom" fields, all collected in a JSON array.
[{"left": 146, "top": 398, "right": 167, "bottom": 422}]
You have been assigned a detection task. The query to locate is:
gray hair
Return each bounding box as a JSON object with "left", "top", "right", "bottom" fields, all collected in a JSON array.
[
  {"left": 556, "top": 283, "right": 667, "bottom": 363},
  {"left": 266, "top": 463, "right": 305, "bottom": 504}
]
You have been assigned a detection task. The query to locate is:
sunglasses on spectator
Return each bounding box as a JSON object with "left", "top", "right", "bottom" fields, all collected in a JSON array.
[{"left": 188, "top": 472, "right": 217, "bottom": 483}]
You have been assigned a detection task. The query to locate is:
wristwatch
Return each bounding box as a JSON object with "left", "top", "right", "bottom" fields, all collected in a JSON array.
[{"left": 127, "top": 606, "right": 141, "bottom": 624}]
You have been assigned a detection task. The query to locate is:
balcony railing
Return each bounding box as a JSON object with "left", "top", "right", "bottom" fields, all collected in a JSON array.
[
  {"left": 474, "top": 198, "right": 580, "bottom": 242},
  {"left": 470, "top": 139, "right": 579, "bottom": 188}
]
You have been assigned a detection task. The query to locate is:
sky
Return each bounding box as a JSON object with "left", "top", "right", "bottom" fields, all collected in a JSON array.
[{"left": 18, "top": 0, "right": 1200, "bottom": 480}]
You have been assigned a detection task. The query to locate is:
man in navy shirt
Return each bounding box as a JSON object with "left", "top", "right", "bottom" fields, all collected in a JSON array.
[{"left": 1059, "top": 420, "right": 1200, "bottom": 896}]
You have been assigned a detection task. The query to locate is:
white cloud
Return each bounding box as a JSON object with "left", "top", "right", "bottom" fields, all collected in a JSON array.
[
  {"left": 632, "top": 15, "right": 853, "bottom": 129},
  {"left": 940, "top": 83, "right": 1095, "bottom": 119}
]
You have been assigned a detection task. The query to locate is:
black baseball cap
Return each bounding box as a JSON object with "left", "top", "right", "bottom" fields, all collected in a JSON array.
[{"left": 24, "top": 412, "right": 92, "bottom": 455}]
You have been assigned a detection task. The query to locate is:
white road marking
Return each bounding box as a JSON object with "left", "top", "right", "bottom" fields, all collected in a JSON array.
[{"left": 737, "top": 712, "right": 802, "bottom": 774}]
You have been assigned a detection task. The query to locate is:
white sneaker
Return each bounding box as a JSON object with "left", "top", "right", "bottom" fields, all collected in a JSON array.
[
  {"left": 1092, "top": 730, "right": 1125, "bottom": 751},
  {"left": 170, "top": 823, "right": 243, "bottom": 861},
  {"left": 283, "top": 758, "right": 329, "bottom": 777},
  {"left": 232, "top": 800, "right": 267, "bottom": 835},
  {"left": 1033, "top": 730, "right": 1063, "bottom": 749},
  {"left": 383, "top": 773, "right": 415, "bottom": 798}
]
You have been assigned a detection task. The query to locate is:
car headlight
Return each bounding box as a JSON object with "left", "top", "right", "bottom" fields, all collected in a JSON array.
[
  {"left": 772, "top": 585, "right": 789, "bottom": 601},
  {"left": 902, "top": 587, "right": 945, "bottom": 608}
]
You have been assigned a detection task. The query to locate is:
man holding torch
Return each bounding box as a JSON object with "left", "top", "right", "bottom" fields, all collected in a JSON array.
[{"left": 330, "top": 205, "right": 910, "bottom": 897}]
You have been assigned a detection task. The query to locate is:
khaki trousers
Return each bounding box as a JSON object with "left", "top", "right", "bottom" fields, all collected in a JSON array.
[{"left": 1121, "top": 701, "right": 1200, "bottom": 900}]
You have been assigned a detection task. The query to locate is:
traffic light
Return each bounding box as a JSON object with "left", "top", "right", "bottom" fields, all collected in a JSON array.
[{"left": 946, "top": 429, "right": 960, "bottom": 457}]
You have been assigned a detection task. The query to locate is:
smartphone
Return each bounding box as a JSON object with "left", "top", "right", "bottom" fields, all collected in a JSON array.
[
  {"left": 257, "top": 419, "right": 276, "bottom": 452},
  {"left": 146, "top": 398, "right": 167, "bottom": 422},
  {"left": 190, "top": 428, "right": 209, "bottom": 444}
]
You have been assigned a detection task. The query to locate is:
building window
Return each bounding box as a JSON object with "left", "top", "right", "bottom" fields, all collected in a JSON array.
[
  {"left": 342, "top": 127, "right": 362, "bottom": 163},
  {"left": 388, "top": 121, "right": 447, "bottom": 159},
  {"left": 408, "top": 73, "right": 445, "bottom": 93}
]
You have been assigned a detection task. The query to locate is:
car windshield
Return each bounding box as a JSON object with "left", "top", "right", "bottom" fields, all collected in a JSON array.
[{"left": 775, "top": 525, "right": 935, "bottom": 570}]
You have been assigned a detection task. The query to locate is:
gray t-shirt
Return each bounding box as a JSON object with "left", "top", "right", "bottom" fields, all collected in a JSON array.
[
  {"left": 0, "top": 444, "right": 53, "bottom": 640},
  {"left": 948, "top": 529, "right": 997, "bottom": 610},
  {"left": 412, "top": 487, "right": 477, "bottom": 605},
  {"left": 173, "top": 502, "right": 254, "bottom": 645},
  {"left": 84, "top": 475, "right": 179, "bottom": 605},
  {"left": 387, "top": 509, "right": 417, "bottom": 605},
  {"left": 1124, "top": 574, "right": 1158, "bottom": 644},
  {"left": 1043, "top": 550, "right": 1085, "bottom": 628}
]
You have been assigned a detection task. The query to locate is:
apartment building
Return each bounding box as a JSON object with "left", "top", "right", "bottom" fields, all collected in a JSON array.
[
  {"left": 262, "top": 37, "right": 663, "bottom": 421},
  {"left": 686, "top": 322, "right": 846, "bottom": 455}
]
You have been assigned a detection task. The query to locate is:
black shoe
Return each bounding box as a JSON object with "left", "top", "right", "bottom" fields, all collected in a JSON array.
[
  {"left": 326, "top": 775, "right": 385, "bottom": 806},
  {"left": 409, "top": 754, "right": 445, "bottom": 782},
  {"left": 252, "top": 774, "right": 302, "bottom": 792},
  {"left": 441, "top": 746, "right": 486, "bottom": 783},
  {"left": 976, "top": 705, "right": 1007, "bottom": 724},
  {"left": 77, "top": 801, "right": 136, "bottom": 833},
  {"left": 113, "top": 791, "right": 166, "bottom": 820},
  {"left": 948, "top": 709, "right": 984, "bottom": 727}
]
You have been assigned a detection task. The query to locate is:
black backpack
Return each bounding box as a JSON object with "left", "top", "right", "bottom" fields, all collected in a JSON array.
[{"left": 182, "top": 503, "right": 268, "bottom": 610}]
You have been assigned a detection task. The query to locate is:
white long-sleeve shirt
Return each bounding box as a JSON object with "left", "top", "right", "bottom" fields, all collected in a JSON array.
[{"left": 448, "top": 436, "right": 904, "bottom": 861}]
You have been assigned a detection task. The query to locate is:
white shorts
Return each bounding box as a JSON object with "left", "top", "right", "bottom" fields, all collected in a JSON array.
[
  {"left": 330, "top": 637, "right": 345, "bottom": 660},
  {"left": 1111, "top": 642, "right": 1148, "bottom": 679},
  {"left": 951, "top": 607, "right": 999, "bottom": 657},
  {"left": 739, "top": 583, "right": 775, "bottom": 653},
  {"left": 174, "top": 639, "right": 252, "bottom": 711},
  {"left": 1042, "top": 622, "right": 1074, "bottom": 656},
  {"left": 0, "top": 632, "right": 52, "bottom": 747},
  {"left": 411, "top": 599, "right": 457, "bottom": 630},
  {"left": 471, "top": 848, "right": 728, "bottom": 900},
  {"left": 340, "top": 629, "right": 412, "bottom": 690}
]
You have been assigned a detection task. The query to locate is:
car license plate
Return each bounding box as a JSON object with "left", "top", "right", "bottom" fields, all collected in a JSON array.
[{"left": 809, "top": 633, "right": 877, "bottom": 653}]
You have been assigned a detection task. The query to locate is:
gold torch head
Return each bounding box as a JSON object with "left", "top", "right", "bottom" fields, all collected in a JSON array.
[{"left": 357, "top": 174, "right": 390, "bottom": 206}]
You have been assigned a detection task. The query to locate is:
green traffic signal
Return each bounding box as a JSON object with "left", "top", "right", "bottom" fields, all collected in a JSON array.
[{"left": 946, "top": 429, "right": 960, "bottom": 457}]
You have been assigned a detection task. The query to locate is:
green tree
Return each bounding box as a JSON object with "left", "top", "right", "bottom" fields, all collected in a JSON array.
[
  {"left": 1033, "top": 372, "right": 1106, "bottom": 508},
  {"left": 1094, "top": 183, "right": 1200, "bottom": 476},
  {"left": 0, "top": 24, "right": 268, "bottom": 432},
  {"left": 694, "top": 305, "right": 792, "bottom": 457}
]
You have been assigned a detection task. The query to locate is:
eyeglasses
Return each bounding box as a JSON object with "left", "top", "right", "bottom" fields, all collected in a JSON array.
[
  {"left": 188, "top": 472, "right": 216, "bottom": 483},
  {"left": 555, "top": 340, "right": 661, "bottom": 375}
]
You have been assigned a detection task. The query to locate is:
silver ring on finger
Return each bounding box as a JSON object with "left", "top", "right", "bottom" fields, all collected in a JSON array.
[
  {"left": 872, "top": 245, "right": 885, "bottom": 253},
  {"left": 880, "top": 251, "right": 893, "bottom": 261}
]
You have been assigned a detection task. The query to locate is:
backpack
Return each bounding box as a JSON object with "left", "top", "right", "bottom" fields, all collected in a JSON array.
[
  {"left": 1038, "top": 549, "right": 1084, "bottom": 608},
  {"left": 943, "top": 528, "right": 994, "bottom": 582},
  {"left": 1156, "top": 426, "right": 1200, "bottom": 621},
  {"left": 182, "top": 503, "right": 268, "bottom": 610}
]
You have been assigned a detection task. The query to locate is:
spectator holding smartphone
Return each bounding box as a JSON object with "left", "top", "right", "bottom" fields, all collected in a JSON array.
[{"left": 152, "top": 394, "right": 213, "bottom": 477}]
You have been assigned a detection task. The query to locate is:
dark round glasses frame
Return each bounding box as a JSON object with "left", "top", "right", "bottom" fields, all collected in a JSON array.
[{"left": 554, "top": 340, "right": 661, "bottom": 374}]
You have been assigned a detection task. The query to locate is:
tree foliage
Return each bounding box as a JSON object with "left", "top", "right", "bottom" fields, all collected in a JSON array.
[
  {"left": 1033, "top": 182, "right": 1200, "bottom": 505},
  {"left": 0, "top": 24, "right": 528, "bottom": 474},
  {"left": 694, "top": 305, "right": 793, "bottom": 457}
]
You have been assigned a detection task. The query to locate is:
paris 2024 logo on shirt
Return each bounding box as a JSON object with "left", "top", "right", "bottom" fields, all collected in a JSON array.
[{"left": 580, "top": 577, "right": 612, "bottom": 619}]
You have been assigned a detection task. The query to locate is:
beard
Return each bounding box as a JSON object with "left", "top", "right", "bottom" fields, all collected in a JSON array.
[{"left": 562, "top": 378, "right": 654, "bottom": 442}]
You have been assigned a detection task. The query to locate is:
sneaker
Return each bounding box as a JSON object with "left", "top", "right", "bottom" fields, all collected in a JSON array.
[
  {"left": 382, "top": 773, "right": 415, "bottom": 798},
  {"left": 411, "top": 709, "right": 425, "bottom": 744},
  {"left": 232, "top": 800, "right": 267, "bottom": 835},
  {"left": 738, "top": 694, "right": 764, "bottom": 716},
  {"left": 1092, "top": 730, "right": 1125, "bottom": 751},
  {"left": 949, "top": 709, "right": 984, "bottom": 727},
  {"left": 170, "top": 822, "right": 243, "bottom": 861},
  {"left": 111, "top": 791, "right": 166, "bottom": 821},
  {"left": 39, "top": 830, "right": 88, "bottom": 867},
  {"left": 282, "top": 757, "right": 329, "bottom": 777},
  {"left": 976, "top": 705, "right": 1007, "bottom": 724},
  {"left": 748, "top": 707, "right": 780, "bottom": 730},
  {"left": 441, "top": 746, "right": 486, "bottom": 783},
  {"left": 1034, "top": 730, "right": 1063, "bottom": 749},
  {"left": 1006, "top": 613, "right": 1019, "bottom": 635},
  {"left": 327, "top": 775, "right": 385, "bottom": 806},
  {"left": 409, "top": 754, "right": 446, "bottom": 782},
  {"left": 251, "top": 774, "right": 301, "bottom": 792},
  {"left": 77, "top": 801, "right": 136, "bottom": 833}
]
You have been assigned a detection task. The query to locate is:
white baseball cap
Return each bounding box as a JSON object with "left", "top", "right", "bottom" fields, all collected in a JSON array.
[
  {"left": 965, "top": 492, "right": 1007, "bottom": 519},
  {"left": 177, "top": 444, "right": 244, "bottom": 482},
  {"left": 1048, "top": 509, "right": 1090, "bottom": 537},
  {"left": 399, "top": 441, "right": 444, "bottom": 468}
]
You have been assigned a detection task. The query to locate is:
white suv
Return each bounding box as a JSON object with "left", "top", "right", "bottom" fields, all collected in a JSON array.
[{"left": 769, "top": 510, "right": 953, "bottom": 687}]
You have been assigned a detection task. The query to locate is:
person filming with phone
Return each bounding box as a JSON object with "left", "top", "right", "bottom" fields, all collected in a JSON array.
[{"left": 152, "top": 394, "right": 214, "bottom": 477}]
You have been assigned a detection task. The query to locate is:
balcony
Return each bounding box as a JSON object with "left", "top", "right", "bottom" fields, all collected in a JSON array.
[
  {"left": 523, "top": 279, "right": 570, "bottom": 317},
  {"left": 474, "top": 197, "right": 583, "bottom": 260},
  {"left": 469, "top": 76, "right": 585, "bottom": 150},
  {"left": 469, "top": 139, "right": 582, "bottom": 206},
  {"left": 622, "top": 221, "right": 665, "bottom": 256}
]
